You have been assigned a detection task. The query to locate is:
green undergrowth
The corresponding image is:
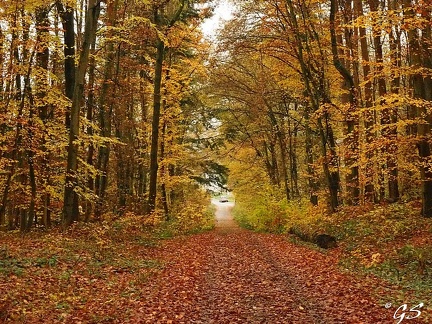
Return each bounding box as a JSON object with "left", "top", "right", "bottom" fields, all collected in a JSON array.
[
  {"left": 329, "top": 203, "right": 432, "bottom": 311},
  {"left": 233, "top": 196, "right": 432, "bottom": 310}
]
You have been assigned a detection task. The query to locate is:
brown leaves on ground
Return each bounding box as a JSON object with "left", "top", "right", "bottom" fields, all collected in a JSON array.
[
  {"left": 1, "top": 225, "right": 430, "bottom": 323},
  {"left": 132, "top": 230, "right": 429, "bottom": 323}
]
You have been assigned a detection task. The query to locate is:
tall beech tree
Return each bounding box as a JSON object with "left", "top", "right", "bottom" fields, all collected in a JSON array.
[
  {"left": 35, "top": 5, "right": 52, "bottom": 227},
  {"left": 62, "top": 0, "right": 101, "bottom": 226},
  {"left": 147, "top": 0, "right": 192, "bottom": 214},
  {"left": 94, "top": 0, "right": 120, "bottom": 218},
  {"left": 329, "top": 0, "right": 359, "bottom": 205},
  {"left": 404, "top": 0, "right": 432, "bottom": 217}
]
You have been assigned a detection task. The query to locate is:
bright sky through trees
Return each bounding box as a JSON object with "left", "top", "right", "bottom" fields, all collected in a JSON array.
[{"left": 200, "top": 0, "right": 234, "bottom": 39}]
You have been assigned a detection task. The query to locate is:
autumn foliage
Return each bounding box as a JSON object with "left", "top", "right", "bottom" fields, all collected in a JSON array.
[
  {"left": 209, "top": 0, "right": 432, "bottom": 217},
  {"left": 0, "top": 0, "right": 432, "bottom": 322},
  {"left": 0, "top": 0, "right": 217, "bottom": 230}
]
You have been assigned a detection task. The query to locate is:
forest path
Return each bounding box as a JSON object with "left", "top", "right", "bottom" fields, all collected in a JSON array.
[
  {"left": 131, "top": 202, "right": 403, "bottom": 323},
  {"left": 213, "top": 199, "right": 239, "bottom": 232}
]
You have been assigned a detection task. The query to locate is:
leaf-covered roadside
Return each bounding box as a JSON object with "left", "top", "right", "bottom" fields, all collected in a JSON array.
[
  {"left": 2, "top": 218, "right": 429, "bottom": 322},
  {"left": 234, "top": 196, "right": 432, "bottom": 308},
  {"left": 0, "top": 214, "right": 203, "bottom": 323}
]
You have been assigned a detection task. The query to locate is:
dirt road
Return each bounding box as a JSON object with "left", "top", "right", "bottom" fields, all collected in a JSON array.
[{"left": 131, "top": 201, "right": 413, "bottom": 323}]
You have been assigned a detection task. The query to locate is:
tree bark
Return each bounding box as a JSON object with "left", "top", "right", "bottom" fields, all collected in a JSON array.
[
  {"left": 268, "top": 107, "right": 290, "bottom": 201},
  {"left": 318, "top": 113, "right": 340, "bottom": 211},
  {"left": 85, "top": 42, "right": 96, "bottom": 222},
  {"left": 63, "top": 0, "right": 100, "bottom": 227},
  {"left": 147, "top": 37, "right": 165, "bottom": 214},
  {"left": 36, "top": 5, "right": 52, "bottom": 227},
  {"left": 160, "top": 121, "right": 170, "bottom": 219},
  {"left": 387, "top": 0, "right": 401, "bottom": 202},
  {"left": 404, "top": 0, "right": 432, "bottom": 217},
  {"left": 356, "top": 0, "right": 377, "bottom": 202},
  {"left": 137, "top": 68, "right": 149, "bottom": 206},
  {"left": 330, "top": 0, "right": 359, "bottom": 205},
  {"left": 305, "top": 121, "right": 318, "bottom": 206},
  {"left": 286, "top": 103, "right": 300, "bottom": 198},
  {"left": 56, "top": 2, "right": 76, "bottom": 128},
  {"left": 93, "top": 0, "right": 121, "bottom": 218}
]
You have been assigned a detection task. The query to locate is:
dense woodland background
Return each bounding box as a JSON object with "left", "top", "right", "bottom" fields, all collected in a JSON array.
[
  {"left": 0, "top": 0, "right": 431, "bottom": 229},
  {"left": 0, "top": 0, "right": 222, "bottom": 231},
  {"left": 1, "top": 0, "right": 432, "bottom": 321},
  {"left": 214, "top": 0, "right": 432, "bottom": 217}
]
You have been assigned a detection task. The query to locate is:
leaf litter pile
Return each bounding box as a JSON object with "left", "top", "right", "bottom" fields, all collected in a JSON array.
[{"left": 1, "top": 219, "right": 430, "bottom": 323}]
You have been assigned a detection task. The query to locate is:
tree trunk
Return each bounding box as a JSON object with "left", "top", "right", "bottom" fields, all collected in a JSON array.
[
  {"left": 356, "top": 0, "right": 377, "bottom": 202},
  {"left": 417, "top": 8, "right": 432, "bottom": 217},
  {"left": 63, "top": 0, "right": 100, "bottom": 227},
  {"left": 85, "top": 42, "right": 96, "bottom": 222},
  {"left": 318, "top": 113, "right": 340, "bottom": 211},
  {"left": 289, "top": 117, "right": 300, "bottom": 198},
  {"left": 0, "top": 26, "right": 3, "bottom": 103},
  {"left": 94, "top": 0, "right": 119, "bottom": 219},
  {"left": 305, "top": 121, "right": 318, "bottom": 206},
  {"left": 137, "top": 68, "right": 149, "bottom": 207},
  {"left": 114, "top": 96, "right": 135, "bottom": 215},
  {"left": 267, "top": 105, "right": 290, "bottom": 201},
  {"left": 404, "top": 0, "right": 432, "bottom": 217},
  {"left": 26, "top": 76, "right": 37, "bottom": 230},
  {"left": 263, "top": 140, "right": 279, "bottom": 186},
  {"left": 277, "top": 124, "right": 291, "bottom": 201},
  {"left": 147, "top": 37, "right": 165, "bottom": 214},
  {"left": 330, "top": 0, "right": 359, "bottom": 205},
  {"left": 56, "top": 3, "right": 76, "bottom": 128},
  {"left": 36, "top": 5, "right": 52, "bottom": 227},
  {"left": 160, "top": 121, "right": 170, "bottom": 219},
  {"left": 387, "top": 0, "right": 401, "bottom": 202}
]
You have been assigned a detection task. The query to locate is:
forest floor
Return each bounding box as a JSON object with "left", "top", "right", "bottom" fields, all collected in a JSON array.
[{"left": 0, "top": 202, "right": 430, "bottom": 323}]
